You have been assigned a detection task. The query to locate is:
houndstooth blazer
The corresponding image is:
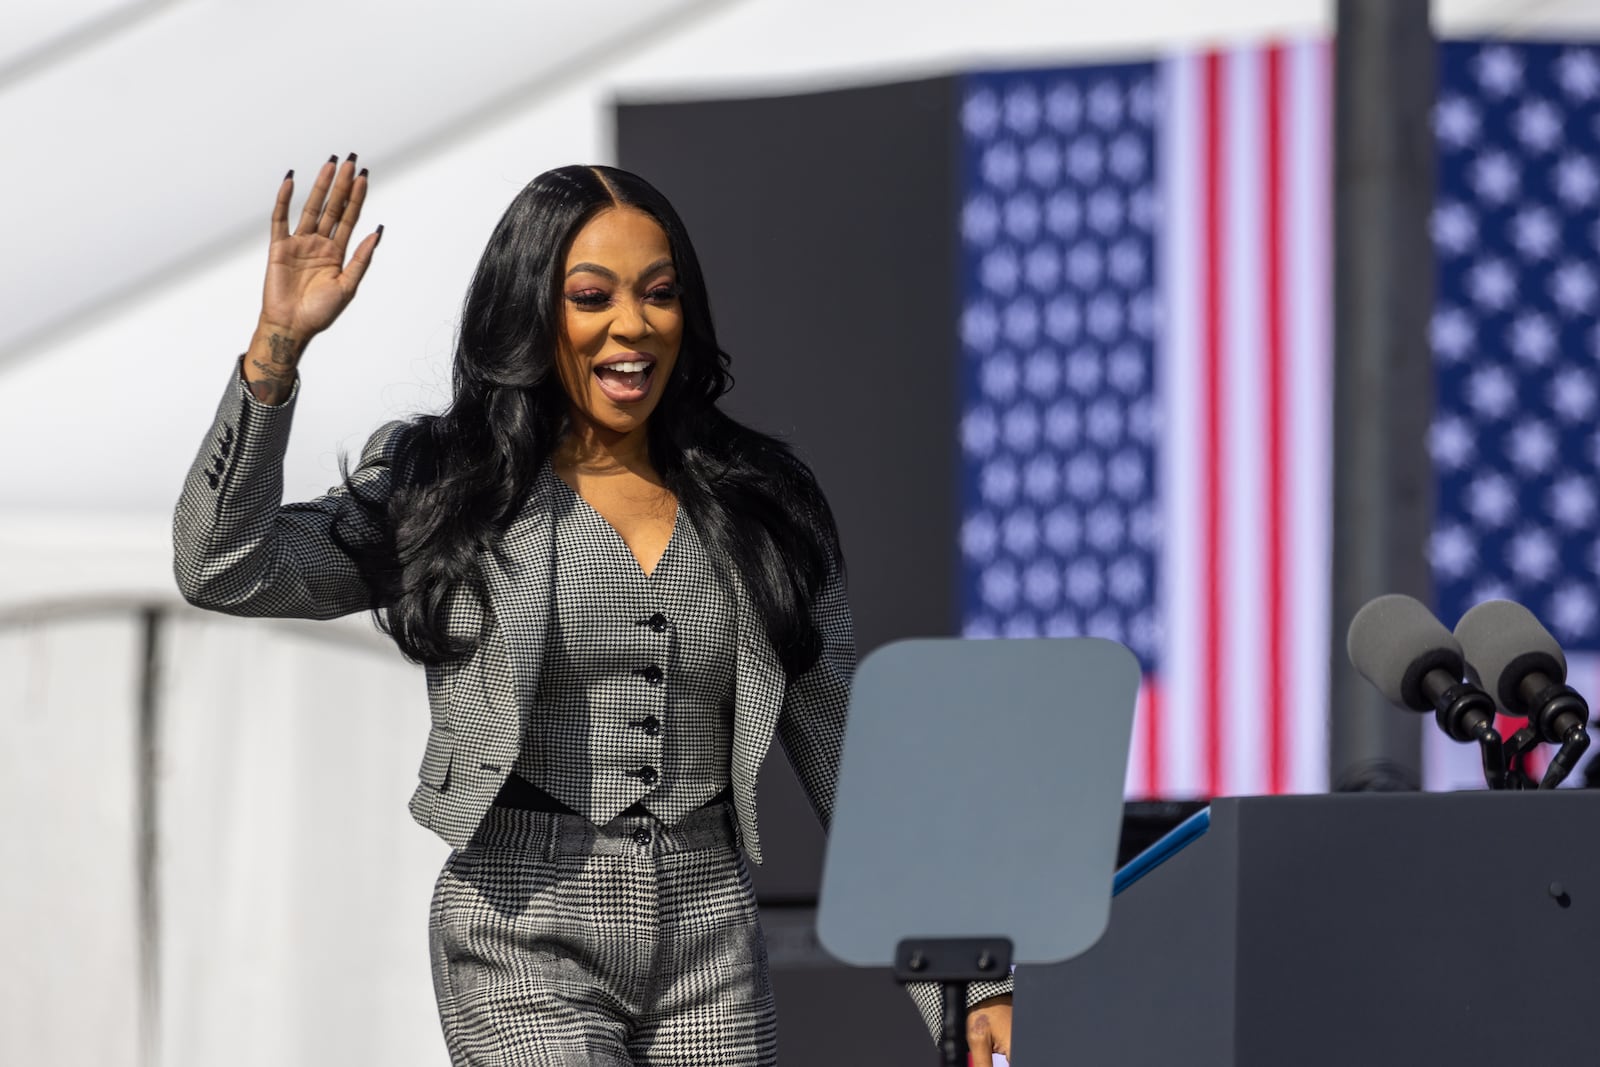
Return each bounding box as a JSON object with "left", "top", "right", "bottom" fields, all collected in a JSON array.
[{"left": 172, "top": 364, "right": 851, "bottom": 864}]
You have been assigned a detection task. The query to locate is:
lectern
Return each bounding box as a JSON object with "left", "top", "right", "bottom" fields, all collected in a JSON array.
[{"left": 1015, "top": 791, "right": 1600, "bottom": 1065}]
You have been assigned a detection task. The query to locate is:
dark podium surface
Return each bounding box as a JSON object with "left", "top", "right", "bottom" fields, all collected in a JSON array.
[{"left": 1017, "top": 791, "right": 1600, "bottom": 1066}]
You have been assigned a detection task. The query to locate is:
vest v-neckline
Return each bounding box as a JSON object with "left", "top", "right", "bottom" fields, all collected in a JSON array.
[{"left": 550, "top": 465, "right": 679, "bottom": 581}]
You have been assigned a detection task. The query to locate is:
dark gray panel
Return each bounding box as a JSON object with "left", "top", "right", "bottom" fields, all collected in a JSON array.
[
  {"left": 1015, "top": 797, "right": 1240, "bottom": 1064},
  {"left": 1233, "top": 791, "right": 1600, "bottom": 1066},
  {"left": 770, "top": 967, "right": 931, "bottom": 1065},
  {"left": 1021, "top": 792, "right": 1600, "bottom": 1066}
]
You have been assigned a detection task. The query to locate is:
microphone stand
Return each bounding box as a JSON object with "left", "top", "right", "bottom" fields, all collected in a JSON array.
[
  {"left": 1494, "top": 723, "right": 1589, "bottom": 789},
  {"left": 1539, "top": 726, "right": 1590, "bottom": 789},
  {"left": 1524, "top": 681, "right": 1593, "bottom": 789},
  {"left": 1500, "top": 726, "right": 1540, "bottom": 790},
  {"left": 1422, "top": 672, "right": 1508, "bottom": 790},
  {"left": 1472, "top": 722, "right": 1509, "bottom": 791}
]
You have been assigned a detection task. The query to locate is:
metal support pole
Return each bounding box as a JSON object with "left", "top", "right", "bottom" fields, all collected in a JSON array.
[
  {"left": 136, "top": 607, "right": 162, "bottom": 1067},
  {"left": 1329, "top": 0, "right": 1435, "bottom": 788}
]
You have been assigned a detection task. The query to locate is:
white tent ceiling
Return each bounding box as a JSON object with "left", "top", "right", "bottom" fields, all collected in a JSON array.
[
  {"left": 3, "top": 0, "right": 150, "bottom": 73},
  {"left": 1, "top": 0, "right": 1597, "bottom": 611},
  {"left": 0, "top": 0, "right": 715, "bottom": 358},
  {"left": 3, "top": 7, "right": 1598, "bottom": 1065}
]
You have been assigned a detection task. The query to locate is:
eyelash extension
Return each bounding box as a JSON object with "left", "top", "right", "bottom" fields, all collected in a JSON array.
[{"left": 566, "top": 285, "right": 680, "bottom": 309}]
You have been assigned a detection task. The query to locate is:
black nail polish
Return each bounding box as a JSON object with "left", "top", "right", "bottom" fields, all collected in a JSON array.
[
  {"left": 328, "top": 154, "right": 338, "bottom": 164},
  {"left": 358, "top": 168, "right": 369, "bottom": 179},
  {"left": 284, "top": 169, "right": 294, "bottom": 181},
  {"left": 346, "top": 152, "right": 357, "bottom": 162}
]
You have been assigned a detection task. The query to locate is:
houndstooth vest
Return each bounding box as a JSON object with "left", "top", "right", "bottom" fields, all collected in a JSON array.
[{"left": 510, "top": 462, "right": 737, "bottom": 824}]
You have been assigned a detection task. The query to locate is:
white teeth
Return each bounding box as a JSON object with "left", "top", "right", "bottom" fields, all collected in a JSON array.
[{"left": 601, "top": 361, "right": 650, "bottom": 373}]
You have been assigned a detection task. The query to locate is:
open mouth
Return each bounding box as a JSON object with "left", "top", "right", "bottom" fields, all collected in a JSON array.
[{"left": 593, "top": 356, "right": 657, "bottom": 404}]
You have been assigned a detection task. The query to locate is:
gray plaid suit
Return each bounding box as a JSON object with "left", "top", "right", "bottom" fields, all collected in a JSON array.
[{"left": 173, "top": 362, "right": 1012, "bottom": 1049}]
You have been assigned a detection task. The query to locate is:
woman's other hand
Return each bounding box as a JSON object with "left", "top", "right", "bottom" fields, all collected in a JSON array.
[
  {"left": 245, "top": 154, "right": 381, "bottom": 404},
  {"left": 968, "top": 994, "right": 1013, "bottom": 1063}
]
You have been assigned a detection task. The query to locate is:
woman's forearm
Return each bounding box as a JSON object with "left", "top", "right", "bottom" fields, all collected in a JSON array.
[{"left": 242, "top": 316, "right": 307, "bottom": 406}]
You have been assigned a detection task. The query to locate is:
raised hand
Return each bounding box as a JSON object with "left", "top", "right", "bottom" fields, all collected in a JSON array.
[{"left": 246, "top": 153, "right": 382, "bottom": 404}]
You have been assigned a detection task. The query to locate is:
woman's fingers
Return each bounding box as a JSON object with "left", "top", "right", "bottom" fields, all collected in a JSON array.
[
  {"left": 340, "top": 225, "right": 383, "bottom": 297},
  {"left": 331, "top": 167, "right": 369, "bottom": 250},
  {"left": 318, "top": 154, "right": 358, "bottom": 238},
  {"left": 967, "top": 1011, "right": 998, "bottom": 1064},
  {"left": 294, "top": 155, "right": 339, "bottom": 236},
  {"left": 270, "top": 170, "right": 293, "bottom": 242},
  {"left": 279, "top": 154, "right": 364, "bottom": 244}
]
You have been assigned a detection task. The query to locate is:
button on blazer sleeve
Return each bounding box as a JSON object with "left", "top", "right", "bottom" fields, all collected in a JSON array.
[{"left": 172, "top": 360, "right": 405, "bottom": 620}]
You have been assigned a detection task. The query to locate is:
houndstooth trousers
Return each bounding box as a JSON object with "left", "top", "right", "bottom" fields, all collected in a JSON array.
[{"left": 429, "top": 801, "right": 777, "bottom": 1066}]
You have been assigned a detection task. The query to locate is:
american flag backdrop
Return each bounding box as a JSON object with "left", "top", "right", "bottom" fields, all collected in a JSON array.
[
  {"left": 959, "top": 38, "right": 1600, "bottom": 799},
  {"left": 958, "top": 43, "right": 1333, "bottom": 800},
  {"left": 1427, "top": 41, "right": 1600, "bottom": 791}
]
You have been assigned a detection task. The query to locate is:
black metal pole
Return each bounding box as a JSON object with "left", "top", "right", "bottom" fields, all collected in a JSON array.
[
  {"left": 136, "top": 607, "right": 162, "bottom": 1067},
  {"left": 939, "top": 981, "right": 968, "bottom": 1067},
  {"left": 1330, "top": 0, "right": 1435, "bottom": 789}
]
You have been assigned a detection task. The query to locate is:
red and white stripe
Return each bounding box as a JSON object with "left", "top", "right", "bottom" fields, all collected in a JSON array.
[{"left": 1125, "top": 40, "right": 1332, "bottom": 799}]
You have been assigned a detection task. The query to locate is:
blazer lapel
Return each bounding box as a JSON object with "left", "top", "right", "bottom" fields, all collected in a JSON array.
[{"left": 478, "top": 473, "right": 557, "bottom": 722}]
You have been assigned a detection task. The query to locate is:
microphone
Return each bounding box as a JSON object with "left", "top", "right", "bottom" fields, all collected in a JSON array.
[
  {"left": 1454, "top": 599, "right": 1591, "bottom": 789},
  {"left": 1347, "top": 594, "right": 1507, "bottom": 789}
]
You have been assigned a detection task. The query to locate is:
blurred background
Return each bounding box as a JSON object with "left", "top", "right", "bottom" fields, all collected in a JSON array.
[{"left": 5, "top": 0, "right": 1600, "bottom": 1063}]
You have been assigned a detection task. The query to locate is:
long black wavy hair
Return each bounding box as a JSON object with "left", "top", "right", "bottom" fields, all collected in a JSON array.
[{"left": 344, "top": 165, "right": 841, "bottom": 679}]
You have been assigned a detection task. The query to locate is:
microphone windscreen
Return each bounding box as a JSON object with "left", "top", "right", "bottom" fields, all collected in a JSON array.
[
  {"left": 1347, "top": 594, "right": 1465, "bottom": 710},
  {"left": 1453, "top": 599, "right": 1566, "bottom": 715}
]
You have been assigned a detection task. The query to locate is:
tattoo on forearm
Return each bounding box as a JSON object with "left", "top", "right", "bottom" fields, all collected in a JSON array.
[
  {"left": 249, "top": 356, "right": 292, "bottom": 381},
  {"left": 266, "top": 332, "right": 301, "bottom": 366}
]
